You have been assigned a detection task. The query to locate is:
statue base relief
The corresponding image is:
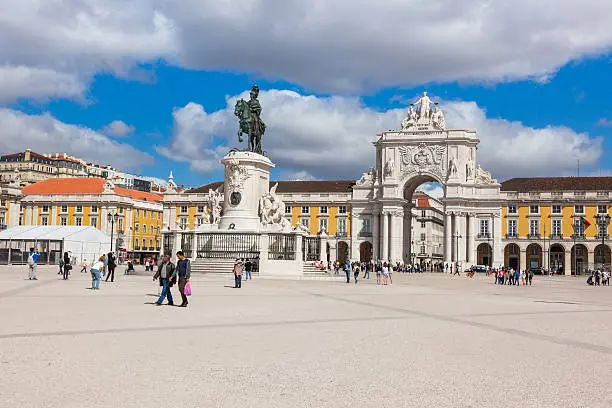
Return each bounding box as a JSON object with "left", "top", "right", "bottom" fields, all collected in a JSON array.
[{"left": 218, "top": 150, "right": 275, "bottom": 231}]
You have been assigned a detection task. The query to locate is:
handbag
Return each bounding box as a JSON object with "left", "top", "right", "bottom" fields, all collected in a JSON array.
[{"left": 184, "top": 281, "right": 192, "bottom": 296}]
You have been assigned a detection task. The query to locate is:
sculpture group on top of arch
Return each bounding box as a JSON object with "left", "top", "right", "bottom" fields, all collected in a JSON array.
[{"left": 401, "top": 92, "right": 446, "bottom": 131}]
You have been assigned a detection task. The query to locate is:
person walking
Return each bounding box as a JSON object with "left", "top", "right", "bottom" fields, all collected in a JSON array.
[
  {"left": 90, "top": 256, "right": 105, "bottom": 290},
  {"left": 80, "top": 259, "right": 88, "bottom": 273},
  {"left": 244, "top": 258, "right": 253, "bottom": 281},
  {"left": 105, "top": 252, "right": 116, "bottom": 282},
  {"left": 382, "top": 262, "right": 389, "bottom": 285},
  {"left": 27, "top": 247, "right": 40, "bottom": 280},
  {"left": 353, "top": 262, "right": 360, "bottom": 284},
  {"left": 62, "top": 252, "right": 71, "bottom": 280},
  {"left": 175, "top": 251, "right": 191, "bottom": 307},
  {"left": 344, "top": 261, "right": 351, "bottom": 283},
  {"left": 233, "top": 260, "right": 243, "bottom": 288},
  {"left": 153, "top": 255, "right": 175, "bottom": 306},
  {"left": 528, "top": 269, "right": 534, "bottom": 286}
]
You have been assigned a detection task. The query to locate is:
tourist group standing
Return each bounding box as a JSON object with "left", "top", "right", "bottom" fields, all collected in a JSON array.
[{"left": 494, "top": 268, "right": 533, "bottom": 286}]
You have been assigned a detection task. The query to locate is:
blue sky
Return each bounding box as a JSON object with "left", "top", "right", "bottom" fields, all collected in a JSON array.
[{"left": 2, "top": 1, "right": 612, "bottom": 188}]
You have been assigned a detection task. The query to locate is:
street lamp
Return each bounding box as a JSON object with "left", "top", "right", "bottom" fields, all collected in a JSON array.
[
  {"left": 107, "top": 211, "right": 119, "bottom": 252},
  {"left": 595, "top": 213, "right": 610, "bottom": 270}
]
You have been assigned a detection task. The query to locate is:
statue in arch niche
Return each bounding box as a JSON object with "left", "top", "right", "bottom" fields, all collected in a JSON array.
[{"left": 448, "top": 156, "right": 458, "bottom": 179}]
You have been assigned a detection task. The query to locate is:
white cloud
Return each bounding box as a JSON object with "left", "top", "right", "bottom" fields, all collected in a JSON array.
[
  {"left": 0, "top": 0, "right": 176, "bottom": 101},
  {"left": 419, "top": 183, "right": 444, "bottom": 199},
  {"left": 167, "top": 0, "right": 612, "bottom": 92},
  {"left": 4, "top": 1, "right": 612, "bottom": 100},
  {"left": 597, "top": 118, "right": 612, "bottom": 127},
  {"left": 158, "top": 89, "right": 603, "bottom": 182},
  {"left": 101, "top": 120, "right": 135, "bottom": 137},
  {"left": 0, "top": 109, "right": 154, "bottom": 171}
]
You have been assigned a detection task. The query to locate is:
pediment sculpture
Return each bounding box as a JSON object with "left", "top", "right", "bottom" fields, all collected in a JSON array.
[{"left": 401, "top": 92, "right": 446, "bottom": 131}]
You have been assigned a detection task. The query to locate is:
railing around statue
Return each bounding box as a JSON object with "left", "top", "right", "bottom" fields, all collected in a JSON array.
[
  {"left": 197, "top": 233, "right": 260, "bottom": 259},
  {"left": 302, "top": 236, "right": 321, "bottom": 262},
  {"left": 268, "top": 234, "right": 296, "bottom": 260},
  {"left": 180, "top": 233, "right": 193, "bottom": 255},
  {"left": 162, "top": 233, "right": 174, "bottom": 256}
]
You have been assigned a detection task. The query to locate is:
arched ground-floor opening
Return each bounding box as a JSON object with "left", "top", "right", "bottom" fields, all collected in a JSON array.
[
  {"left": 548, "top": 244, "right": 565, "bottom": 274},
  {"left": 359, "top": 241, "right": 372, "bottom": 263},
  {"left": 594, "top": 244, "right": 611, "bottom": 271},
  {"left": 504, "top": 243, "right": 520, "bottom": 270},
  {"left": 401, "top": 177, "right": 445, "bottom": 265},
  {"left": 526, "top": 243, "right": 542, "bottom": 272},
  {"left": 477, "top": 243, "right": 492, "bottom": 267},
  {"left": 571, "top": 244, "right": 588, "bottom": 275},
  {"left": 337, "top": 241, "right": 349, "bottom": 263}
]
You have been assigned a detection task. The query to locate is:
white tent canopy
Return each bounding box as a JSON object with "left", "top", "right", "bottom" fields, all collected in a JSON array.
[{"left": 0, "top": 226, "right": 111, "bottom": 265}]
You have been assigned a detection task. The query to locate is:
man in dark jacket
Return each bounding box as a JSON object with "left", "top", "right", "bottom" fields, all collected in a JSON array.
[
  {"left": 153, "top": 255, "right": 175, "bottom": 306},
  {"left": 105, "top": 252, "right": 116, "bottom": 282},
  {"left": 175, "top": 251, "right": 191, "bottom": 307}
]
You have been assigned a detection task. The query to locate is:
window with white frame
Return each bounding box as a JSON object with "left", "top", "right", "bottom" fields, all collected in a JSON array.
[
  {"left": 552, "top": 219, "right": 562, "bottom": 236},
  {"left": 337, "top": 218, "right": 347, "bottom": 235},
  {"left": 285, "top": 205, "right": 291, "bottom": 214},
  {"left": 574, "top": 218, "right": 585, "bottom": 236},
  {"left": 142, "top": 238, "right": 146, "bottom": 248},
  {"left": 150, "top": 211, "right": 154, "bottom": 219},
  {"left": 508, "top": 220, "right": 517, "bottom": 236},
  {"left": 421, "top": 222, "right": 426, "bottom": 228},
  {"left": 142, "top": 224, "right": 147, "bottom": 234},
  {"left": 507, "top": 205, "right": 517, "bottom": 214},
  {"left": 479, "top": 219, "right": 490, "bottom": 236},
  {"left": 42, "top": 205, "right": 49, "bottom": 213},
  {"left": 420, "top": 233, "right": 426, "bottom": 241},
  {"left": 574, "top": 205, "right": 584, "bottom": 214},
  {"left": 134, "top": 223, "right": 139, "bottom": 233},
  {"left": 119, "top": 207, "right": 124, "bottom": 214},
  {"left": 529, "top": 205, "right": 539, "bottom": 214},
  {"left": 90, "top": 217, "right": 97, "bottom": 228},
  {"left": 599, "top": 223, "right": 608, "bottom": 238},
  {"left": 598, "top": 205, "right": 607, "bottom": 214},
  {"left": 529, "top": 219, "right": 539, "bottom": 236},
  {"left": 301, "top": 218, "right": 309, "bottom": 229},
  {"left": 91, "top": 205, "right": 98, "bottom": 213},
  {"left": 197, "top": 217, "right": 205, "bottom": 226},
  {"left": 339, "top": 205, "right": 347, "bottom": 214},
  {"left": 60, "top": 205, "right": 68, "bottom": 213},
  {"left": 319, "top": 218, "right": 328, "bottom": 233},
  {"left": 301, "top": 206, "right": 309, "bottom": 214},
  {"left": 197, "top": 205, "right": 205, "bottom": 213},
  {"left": 136, "top": 209, "right": 140, "bottom": 217},
  {"left": 41, "top": 216, "right": 48, "bottom": 226},
  {"left": 320, "top": 206, "right": 328, "bottom": 214},
  {"left": 76, "top": 205, "right": 83, "bottom": 213},
  {"left": 75, "top": 217, "right": 82, "bottom": 226},
  {"left": 362, "top": 218, "right": 371, "bottom": 233},
  {"left": 552, "top": 205, "right": 562, "bottom": 214},
  {"left": 180, "top": 206, "right": 188, "bottom": 214},
  {"left": 118, "top": 218, "right": 123, "bottom": 232},
  {"left": 179, "top": 217, "right": 188, "bottom": 229},
  {"left": 60, "top": 216, "right": 67, "bottom": 226},
  {"left": 420, "top": 245, "right": 426, "bottom": 254}
]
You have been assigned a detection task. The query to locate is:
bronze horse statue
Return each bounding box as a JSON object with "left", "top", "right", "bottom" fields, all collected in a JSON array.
[{"left": 234, "top": 98, "right": 266, "bottom": 154}]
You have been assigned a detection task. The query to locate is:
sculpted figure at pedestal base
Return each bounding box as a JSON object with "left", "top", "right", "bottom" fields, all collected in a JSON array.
[{"left": 259, "top": 183, "right": 291, "bottom": 231}]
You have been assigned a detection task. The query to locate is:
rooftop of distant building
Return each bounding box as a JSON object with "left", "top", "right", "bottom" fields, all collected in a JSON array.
[
  {"left": 501, "top": 177, "right": 612, "bottom": 192},
  {"left": 21, "top": 178, "right": 163, "bottom": 202}
]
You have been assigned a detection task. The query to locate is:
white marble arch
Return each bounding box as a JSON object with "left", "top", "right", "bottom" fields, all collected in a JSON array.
[{"left": 350, "top": 93, "right": 504, "bottom": 268}]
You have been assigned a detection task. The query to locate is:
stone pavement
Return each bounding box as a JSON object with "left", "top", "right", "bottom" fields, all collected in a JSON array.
[{"left": 1, "top": 266, "right": 611, "bottom": 408}]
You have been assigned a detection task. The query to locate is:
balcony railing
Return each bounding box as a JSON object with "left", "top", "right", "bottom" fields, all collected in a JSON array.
[
  {"left": 571, "top": 234, "right": 586, "bottom": 240},
  {"left": 596, "top": 234, "right": 609, "bottom": 240},
  {"left": 505, "top": 233, "right": 518, "bottom": 239},
  {"left": 477, "top": 233, "right": 491, "bottom": 239},
  {"left": 134, "top": 246, "right": 141, "bottom": 250},
  {"left": 527, "top": 233, "right": 541, "bottom": 239},
  {"left": 549, "top": 234, "right": 563, "bottom": 240},
  {"left": 156, "top": 246, "right": 161, "bottom": 251}
]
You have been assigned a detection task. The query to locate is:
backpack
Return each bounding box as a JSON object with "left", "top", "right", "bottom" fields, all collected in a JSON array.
[{"left": 27, "top": 254, "right": 35, "bottom": 266}]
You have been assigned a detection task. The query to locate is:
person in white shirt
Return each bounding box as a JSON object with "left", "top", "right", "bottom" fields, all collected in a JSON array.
[{"left": 90, "top": 256, "right": 105, "bottom": 290}]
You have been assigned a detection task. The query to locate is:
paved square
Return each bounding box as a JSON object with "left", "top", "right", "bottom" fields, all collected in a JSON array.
[{"left": 1, "top": 267, "right": 611, "bottom": 408}]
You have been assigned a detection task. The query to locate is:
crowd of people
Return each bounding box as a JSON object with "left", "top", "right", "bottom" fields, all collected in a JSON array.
[{"left": 587, "top": 270, "right": 610, "bottom": 286}]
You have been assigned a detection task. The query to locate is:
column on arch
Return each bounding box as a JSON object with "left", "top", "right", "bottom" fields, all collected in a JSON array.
[
  {"left": 403, "top": 206, "right": 412, "bottom": 264},
  {"left": 457, "top": 212, "right": 467, "bottom": 265},
  {"left": 564, "top": 250, "right": 571, "bottom": 276},
  {"left": 519, "top": 247, "right": 527, "bottom": 272},
  {"left": 467, "top": 213, "right": 476, "bottom": 265},
  {"left": 371, "top": 212, "right": 380, "bottom": 261},
  {"left": 444, "top": 211, "right": 452, "bottom": 263},
  {"left": 381, "top": 211, "right": 389, "bottom": 261},
  {"left": 390, "top": 209, "right": 403, "bottom": 262}
]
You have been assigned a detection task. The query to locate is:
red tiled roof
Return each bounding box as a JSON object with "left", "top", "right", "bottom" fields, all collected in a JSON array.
[
  {"left": 188, "top": 180, "right": 356, "bottom": 194},
  {"left": 22, "top": 178, "right": 162, "bottom": 202},
  {"left": 501, "top": 177, "right": 612, "bottom": 192}
]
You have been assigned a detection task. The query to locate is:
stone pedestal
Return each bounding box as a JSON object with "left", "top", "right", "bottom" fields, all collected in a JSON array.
[{"left": 218, "top": 151, "right": 275, "bottom": 231}]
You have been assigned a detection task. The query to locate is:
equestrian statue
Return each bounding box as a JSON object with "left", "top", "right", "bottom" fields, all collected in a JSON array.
[{"left": 234, "top": 85, "right": 266, "bottom": 154}]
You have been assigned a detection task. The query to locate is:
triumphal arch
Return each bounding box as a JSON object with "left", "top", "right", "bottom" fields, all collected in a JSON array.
[{"left": 351, "top": 93, "right": 503, "bottom": 268}]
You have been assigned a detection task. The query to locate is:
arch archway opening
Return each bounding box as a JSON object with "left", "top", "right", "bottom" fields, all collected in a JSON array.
[
  {"left": 594, "top": 244, "right": 611, "bottom": 272},
  {"left": 337, "top": 241, "right": 349, "bottom": 263},
  {"left": 359, "top": 241, "right": 373, "bottom": 263},
  {"left": 401, "top": 177, "right": 445, "bottom": 271},
  {"left": 548, "top": 244, "right": 566, "bottom": 275},
  {"left": 477, "top": 243, "right": 493, "bottom": 267},
  {"left": 571, "top": 244, "right": 588, "bottom": 275},
  {"left": 526, "top": 243, "right": 542, "bottom": 273},
  {"left": 504, "top": 243, "right": 520, "bottom": 270}
]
